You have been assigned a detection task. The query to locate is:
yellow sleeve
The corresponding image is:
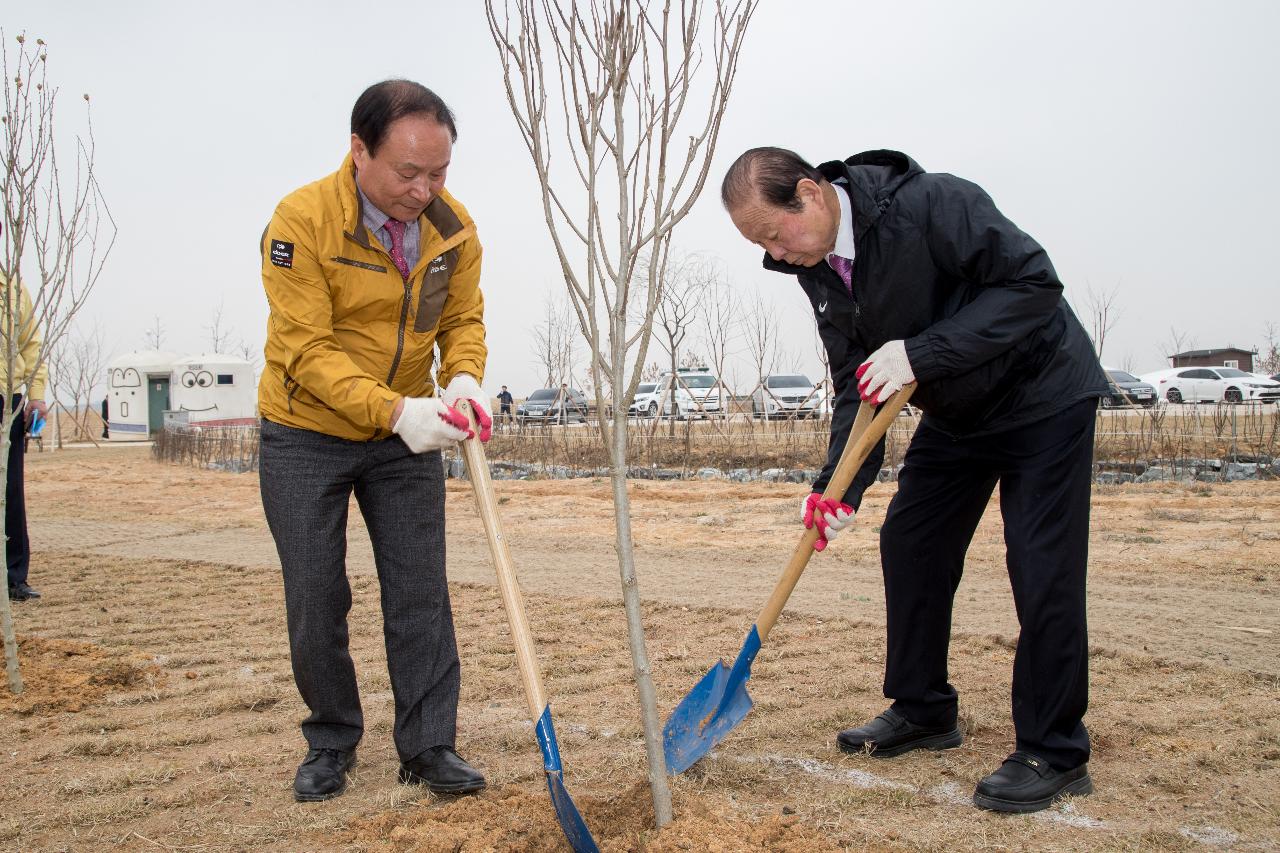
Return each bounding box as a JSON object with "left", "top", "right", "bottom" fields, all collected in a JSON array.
[
  {"left": 18, "top": 283, "right": 46, "bottom": 400},
  {"left": 435, "top": 234, "right": 487, "bottom": 387},
  {"left": 262, "top": 203, "right": 401, "bottom": 430}
]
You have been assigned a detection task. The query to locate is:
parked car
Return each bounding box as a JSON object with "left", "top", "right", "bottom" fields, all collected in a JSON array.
[
  {"left": 751, "top": 374, "right": 823, "bottom": 419},
  {"left": 1138, "top": 367, "right": 1280, "bottom": 404},
  {"left": 1101, "top": 368, "right": 1157, "bottom": 408},
  {"left": 516, "top": 387, "right": 590, "bottom": 423},
  {"left": 644, "top": 367, "right": 723, "bottom": 419},
  {"left": 627, "top": 383, "right": 661, "bottom": 417}
]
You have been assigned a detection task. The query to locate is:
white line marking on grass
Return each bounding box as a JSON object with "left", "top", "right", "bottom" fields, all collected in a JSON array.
[
  {"left": 1179, "top": 826, "right": 1240, "bottom": 847},
  {"left": 736, "top": 753, "right": 1107, "bottom": 830}
]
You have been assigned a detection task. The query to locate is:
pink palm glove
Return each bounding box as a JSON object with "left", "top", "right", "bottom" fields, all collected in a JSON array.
[
  {"left": 392, "top": 397, "right": 472, "bottom": 452},
  {"left": 857, "top": 340, "right": 914, "bottom": 405},
  {"left": 802, "top": 492, "right": 855, "bottom": 552},
  {"left": 441, "top": 374, "right": 493, "bottom": 442}
]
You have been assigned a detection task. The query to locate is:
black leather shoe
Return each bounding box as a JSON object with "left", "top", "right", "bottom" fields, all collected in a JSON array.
[
  {"left": 837, "top": 707, "right": 963, "bottom": 757},
  {"left": 398, "top": 745, "right": 486, "bottom": 794},
  {"left": 7, "top": 583, "right": 39, "bottom": 601},
  {"left": 973, "top": 751, "right": 1093, "bottom": 813},
  {"left": 293, "top": 747, "right": 356, "bottom": 802}
]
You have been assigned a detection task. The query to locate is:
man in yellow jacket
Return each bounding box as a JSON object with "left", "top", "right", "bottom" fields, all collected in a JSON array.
[
  {"left": 1, "top": 269, "right": 47, "bottom": 603},
  {"left": 258, "top": 80, "right": 493, "bottom": 802}
]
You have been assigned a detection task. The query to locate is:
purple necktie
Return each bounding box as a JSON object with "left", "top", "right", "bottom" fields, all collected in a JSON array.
[
  {"left": 383, "top": 219, "right": 410, "bottom": 281},
  {"left": 829, "top": 254, "right": 853, "bottom": 292}
]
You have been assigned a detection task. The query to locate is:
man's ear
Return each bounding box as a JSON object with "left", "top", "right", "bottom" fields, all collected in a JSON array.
[{"left": 795, "top": 177, "right": 825, "bottom": 209}]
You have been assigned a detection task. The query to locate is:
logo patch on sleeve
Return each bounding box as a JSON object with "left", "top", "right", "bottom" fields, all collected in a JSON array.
[{"left": 269, "top": 239, "right": 295, "bottom": 269}]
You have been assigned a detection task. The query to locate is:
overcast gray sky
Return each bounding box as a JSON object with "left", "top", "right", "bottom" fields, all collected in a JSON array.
[{"left": 16, "top": 0, "right": 1280, "bottom": 396}]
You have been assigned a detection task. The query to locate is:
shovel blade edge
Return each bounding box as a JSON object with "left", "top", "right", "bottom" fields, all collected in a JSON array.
[
  {"left": 535, "top": 706, "right": 599, "bottom": 853},
  {"left": 662, "top": 626, "right": 762, "bottom": 774}
]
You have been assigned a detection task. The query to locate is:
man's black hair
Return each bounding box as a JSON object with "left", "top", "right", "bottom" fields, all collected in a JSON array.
[
  {"left": 351, "top": 80, "right": 457, "bottom": 156},
  {"left": 721, "top": 147, "right": 825, "bottom": 212}
]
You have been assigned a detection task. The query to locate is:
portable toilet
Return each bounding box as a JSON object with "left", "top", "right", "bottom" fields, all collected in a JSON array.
[
  {"left": 106, "top": 351, "right": 179, "bottom": 440},
  {"left": 169, "top": 354, "right": 257, "bottom": 427}
]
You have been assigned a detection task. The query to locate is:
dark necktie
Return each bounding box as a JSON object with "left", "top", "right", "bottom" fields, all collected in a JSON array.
[
  {"left": 829, "top": 254, "right": 853, "bottom": 292},
  {"left": 383, "top": 219, "right": 410, "bottom": 281}
]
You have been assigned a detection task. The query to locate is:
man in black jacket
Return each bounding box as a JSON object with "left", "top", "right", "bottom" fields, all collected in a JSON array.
[{"left": 723, "top": 148, "right": 1108, "bottom": 814}]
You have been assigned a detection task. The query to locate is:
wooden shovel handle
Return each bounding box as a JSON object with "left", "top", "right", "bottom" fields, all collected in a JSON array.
[
  {"left": 456, "top": 401, "right": 548, "bottom": 721},
  {"left": 756, "top": 384, "right": 916, "bottom": 642}
]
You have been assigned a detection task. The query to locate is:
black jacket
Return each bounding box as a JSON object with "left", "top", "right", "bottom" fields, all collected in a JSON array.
[{"left": 762, "top": 150, "right": 1108, "bottom": 507}]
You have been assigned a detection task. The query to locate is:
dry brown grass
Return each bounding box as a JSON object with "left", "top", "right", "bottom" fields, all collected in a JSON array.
[{"left": 1, "top": 448, "right": 1276, "bottom": 851}]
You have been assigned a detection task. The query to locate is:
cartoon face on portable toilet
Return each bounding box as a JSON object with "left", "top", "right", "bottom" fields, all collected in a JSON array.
[
  {"left": 106, "top": 351, "right": 178, "bottom": 440},
  {"left": 170, "top": 354, "right": 257, "bottom": 427}
]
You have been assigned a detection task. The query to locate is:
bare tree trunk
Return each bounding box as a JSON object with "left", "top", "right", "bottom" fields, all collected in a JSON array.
[{"left": 607, "top": 406, "right": 671, "bottom": 824}]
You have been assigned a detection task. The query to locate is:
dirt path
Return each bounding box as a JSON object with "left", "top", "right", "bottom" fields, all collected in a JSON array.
[
  {"left": 2, "top": 447, "right": 1277, "bottom": 851},
  {"left": 29, "top": 448, "right": 1279, "bottom": 676}
]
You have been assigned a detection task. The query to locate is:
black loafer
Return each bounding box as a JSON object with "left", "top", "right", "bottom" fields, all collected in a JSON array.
[
  {"left": 973, "top": 751, "right": 1093, "bottom": 813},
  {"left": 837, "top": 707, "right": 963, "bottom": 757},
  {"left": 399, "top": 745, "right": 486, "bottom": 794},
  {"left": 7, "top": 582, "right": 39, "bottom": 601},
  {"left": 293, "top": 747, "right": 356, "bottom": 802}
]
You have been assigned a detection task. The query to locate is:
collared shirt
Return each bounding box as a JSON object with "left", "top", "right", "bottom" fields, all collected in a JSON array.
[
  {"left": 356, "top": 183, "right": 422, "bottom": 272},
  {"left": 825, "top": 181, "right": 856, "bottom": 272}
]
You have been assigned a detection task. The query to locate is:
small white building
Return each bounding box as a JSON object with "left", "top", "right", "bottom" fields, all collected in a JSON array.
[
  {"left": 167, "top": 354, "right": 257, "bottom": 428},
  {"left": 106, "top": 351, "right": 180, "bottom": 440}
]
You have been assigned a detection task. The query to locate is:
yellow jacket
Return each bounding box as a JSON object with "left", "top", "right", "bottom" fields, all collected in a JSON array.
[
  {"left": 258, "top": 155, "right": 487, "bottom": 440},
  {"left": 0, "top": 272, "right": 47, "bottom": 401}
]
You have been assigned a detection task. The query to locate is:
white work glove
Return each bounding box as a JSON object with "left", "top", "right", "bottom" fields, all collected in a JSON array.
[
  {"left": 857, "top": 340, "right": 914, "bottom": 405},
  {"left": 391, "top": 396, "right": 472, "bottom": 453},
  {"left": 440, "top": 374, "right": 493, "bottom": 442},
  {"left": 802, "top": 492, "right": 855, "bottom": 552}
]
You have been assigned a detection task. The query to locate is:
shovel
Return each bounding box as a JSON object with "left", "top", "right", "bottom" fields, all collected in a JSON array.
[
  {"left": 456, "top": 402, "right": 599, "bottom": 853},
  {"left": 662, "top": 384, "right": 916, "bottom": 774}
]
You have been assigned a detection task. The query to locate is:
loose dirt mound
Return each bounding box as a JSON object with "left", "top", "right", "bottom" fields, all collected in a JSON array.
[
  {"left": 0, "top": 636, "right": 162, "bottom": 715},
  {"left": 345, "top": 783, "right": 843, "bottom": 852}
]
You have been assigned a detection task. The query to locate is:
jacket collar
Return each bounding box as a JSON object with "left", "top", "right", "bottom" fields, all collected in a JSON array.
[{"left": 337, "top": 154, "right": 471, "bottom": 253}]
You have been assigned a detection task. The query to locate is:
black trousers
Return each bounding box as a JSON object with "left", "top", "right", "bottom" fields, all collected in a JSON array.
[
  {"left": 259, "top": 418, "right": 459, "bottom": 762},
  {"left": 6, "top": 395, "right": 30, "bottom": 588},
  {"left": 879, "top": 397, "right": 1097, "bottom": 770}
]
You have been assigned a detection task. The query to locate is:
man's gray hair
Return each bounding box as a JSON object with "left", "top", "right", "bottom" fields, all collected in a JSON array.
[{"left": 721, "top": 147, "right": 825, "bottom": 212}]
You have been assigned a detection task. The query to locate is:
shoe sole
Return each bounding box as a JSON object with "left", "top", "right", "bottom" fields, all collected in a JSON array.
[
  {"left": 838, "top": 728, "right": 963, "bottom": 758},
  {"left": 294, "top": 780, "right": 347, "bottom": 803},
  {"left": 972, "top": 774, "right": 1094, "bottom": 813},
  {"left": 397, "top": 768, "right": 486, "bottom": 795}
]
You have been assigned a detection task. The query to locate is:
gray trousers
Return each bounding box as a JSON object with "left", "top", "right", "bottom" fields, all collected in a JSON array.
[{"left": 259, "top": 418, "right": 459, "bottom": 762}]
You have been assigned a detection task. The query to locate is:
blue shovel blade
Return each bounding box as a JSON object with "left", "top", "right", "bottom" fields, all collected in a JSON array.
[
  {"left": 662, "top": 625, "right": 762, "bottom": 774},
  {"left": 535, "top": 706, "right": 599, "bottom": 853}
]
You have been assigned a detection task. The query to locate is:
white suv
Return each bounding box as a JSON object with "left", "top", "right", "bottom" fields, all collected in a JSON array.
[
  {"left": 752, "top": 374, "right": 823, "bottom": 419},
  {"left": 646, "top": 368, "right": 724, "bottom": 419}
]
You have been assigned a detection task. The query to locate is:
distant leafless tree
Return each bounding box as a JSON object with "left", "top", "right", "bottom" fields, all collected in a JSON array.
[
  {"left": 743, "top": 293, "right": 780, "bottom": 386},
  {"left": 49, "top": 320, "right": 106, "bottom": 440},
  {"left": 652, "top": 253, "right": 712, "bottom": 426},
  {"left": 1082, "top": 283, "right": 1121, "bottom": 363},
  {"left": 698, "top": 261, "right": 739, "bottom": 403},
  {"left": 233, "top": 336, "right": 263, "bottom": 373},
  {"left": 205, "top": 301, "right": 233, "bottom": 354},
  {"left": 1253, "top": 323, "right": 1279, "bottom": 375},
  {"left": 143, "top": 314, "right": 165, "bottom": 351},
  {"left": 486, "top": 0, "right": 758, "bottom": 824},
  {"left": 1161, "top": 327, "right": 1195, "bottom": 365},
  {"left": 531, "top": 291, "right": 578, "bottom": 389},
  {"left": 2, "top": 31, "right": 115, "bottom": 692}
]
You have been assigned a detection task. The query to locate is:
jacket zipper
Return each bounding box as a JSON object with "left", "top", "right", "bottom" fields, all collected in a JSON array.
[{"left": 385, "top": 274, "right": 413, "bottom": 386}]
